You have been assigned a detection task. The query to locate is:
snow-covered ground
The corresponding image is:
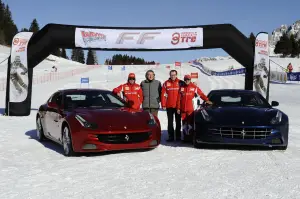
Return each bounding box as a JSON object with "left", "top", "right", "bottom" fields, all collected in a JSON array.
[
  {"left": 0, "top": 45, "right": 86, "bottom": 78},
  {"left": 0, "top": 60, "right": 299, "bottom": 199}
]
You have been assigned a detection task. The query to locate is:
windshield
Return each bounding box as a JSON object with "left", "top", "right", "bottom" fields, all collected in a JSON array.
[
  {"left": 62, "top": 90, "right": 126, "bottom": 109},
  {"left": 208, "top": 92, "right": 270, "bottom": 108}
]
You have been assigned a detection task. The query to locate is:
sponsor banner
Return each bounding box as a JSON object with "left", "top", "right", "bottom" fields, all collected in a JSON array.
[
  {"left": 287, "top": 72, "right": 300, "bottom": 81},
  {"left": 213, "top": 68, "right": 246, "bottom": 76},
  {"left": 175, "top": 61, "right": 181, "bottom": 67},
  {"left": 253, "top": 32, "right": 269, "bottom": 99},
  {"left": 9, "top": 32, "right": 33, "bottom": 102},
  {"left": 191, "top": 72, "right": 198, "bottom": 78},
  {"left": 191, "top": 61, "right": 246, "bottom": 76},
  {"left": 75, "top": 27, "right": 203, "bottom": 49}
]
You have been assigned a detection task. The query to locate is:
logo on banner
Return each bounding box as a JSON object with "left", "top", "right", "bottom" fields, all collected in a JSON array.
[
  {"left": 289, "top": 73, "right": 297, "bottom": 81},
  {"left": 116, "top": 32, "right": 161, "bottom": 44},
  {"left": 171, "top": 32, "right": 197, "bottom": 45},
  {"left": 13, "top": 38, "right": 28, "bottom": 46},
  {"left": 255, "top": 40, "right": 267, "bottom": 49},
  {"left": 81, "top": 31, "right": 106, "bottom": 45}
]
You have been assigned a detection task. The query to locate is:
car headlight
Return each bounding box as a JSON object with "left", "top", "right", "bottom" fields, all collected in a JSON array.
[
  {"left": 75, "top": 114, "right": 97, "bottom": 129},
  {"left": 270, "top": 111, "right": 282, "bottom": 124},
  {"left": 200, "top": 109, "right": 211, "bottom": 121},
  {"left": 148, "top": 113, "right": 156, "bottom": 126}
]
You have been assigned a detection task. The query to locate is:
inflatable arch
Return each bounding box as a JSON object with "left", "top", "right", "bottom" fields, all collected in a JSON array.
[{"left": 5, "top": 23, "right": 254, "bottom": 116}]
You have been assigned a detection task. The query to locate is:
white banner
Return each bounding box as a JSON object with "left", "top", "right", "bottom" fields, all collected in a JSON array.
[
  {"left": 253, "top": 32, "right": 269, "bottom": 98},
  {"left": 75, "top": 27, "right": 203, "bottom": 49},
  {"left": 9, "top": 32, "right": 33, "bottom": 102}
]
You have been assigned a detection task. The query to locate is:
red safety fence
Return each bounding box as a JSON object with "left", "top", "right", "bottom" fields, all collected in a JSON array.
[{"left": 0, "top": 65, "right": 99, "bottom": 91}]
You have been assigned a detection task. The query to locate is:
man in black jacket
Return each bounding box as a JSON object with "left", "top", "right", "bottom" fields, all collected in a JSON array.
[{"left": 140, "top": 70, "right": 162, "bottom": 117}]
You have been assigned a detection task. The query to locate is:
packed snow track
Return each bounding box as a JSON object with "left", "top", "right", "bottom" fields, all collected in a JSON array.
[{"left": 0, "top": 63, "right": 299, "bottom": 199}]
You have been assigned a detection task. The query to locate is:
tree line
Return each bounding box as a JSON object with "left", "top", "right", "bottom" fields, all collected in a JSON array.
[
  {"left": 104, "top": 54, "right": 156, "bottom": 65},
  {"left": 249, "top": 32, "right": 300, "bottom": 58}
]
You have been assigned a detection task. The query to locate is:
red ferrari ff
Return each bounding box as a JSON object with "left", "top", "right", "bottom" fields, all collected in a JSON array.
[{"left": 36, "top": 89, "right": 161, "bottom": 156}]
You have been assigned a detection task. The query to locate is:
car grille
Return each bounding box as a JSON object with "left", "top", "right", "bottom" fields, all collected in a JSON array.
[
  {"left": 97, "top": 132, "right": 152, "bottom": 144},
  {"left": 208, "top": 127, "right": 272, "bottom": 139}
]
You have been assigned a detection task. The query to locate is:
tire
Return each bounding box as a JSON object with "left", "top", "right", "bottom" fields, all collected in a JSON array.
[
  {"left": 36, "top": 115, "right": 47, "bottom": 141},
  {"left": 193, "top": 134, "right": 202, "bottom": 148},
  {"left": 277, "top": 145, "right": 288, "bottom": 150},
  {"left": 62, "top": 125, "right": 75, "bottom": 157}
]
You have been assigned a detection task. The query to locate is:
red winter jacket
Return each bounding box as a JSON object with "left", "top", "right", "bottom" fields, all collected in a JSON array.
[
  {"left": 161, "top": 78, "right": 184, "bottom": 108},
  {"left": 176, "top": 83, "right": 209, "bottom": 112},
  {"left": 113, "top": 83, "right": 143, "bottom": 110}
]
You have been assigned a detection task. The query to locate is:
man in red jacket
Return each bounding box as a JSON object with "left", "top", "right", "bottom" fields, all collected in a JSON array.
[
  {"left": 112, "top": 73, "right": 143, "bottom": 110},
  {"left": 161, "top": 70, "right": 185, "bottom": 141},
  {"left": 176, "top": 74, "right": 212, "bottom": 141}
]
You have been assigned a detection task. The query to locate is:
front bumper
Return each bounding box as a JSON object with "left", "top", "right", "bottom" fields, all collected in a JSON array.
[
  {"left": 194, "top": 124, "right": 288, "bottom": 147},
  {"left": 71, "top": 127, "right": 161, "bottom": 153}
]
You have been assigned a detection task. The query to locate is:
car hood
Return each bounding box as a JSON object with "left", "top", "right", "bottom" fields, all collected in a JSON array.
[
  {"left": 202, "top": 106, "right": 278, "bottom": 125},
  {"left": 73, "top": 107, "right": 151, "bottom": 131}
]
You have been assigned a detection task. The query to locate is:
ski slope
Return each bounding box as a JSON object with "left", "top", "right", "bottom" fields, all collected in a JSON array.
[
  {"left": 0, "top": 62, "right": 300, "bottom": 199},
  {"left": 0, "top": 45, "right": 86, "bottom": 78},
  {"left": 196, "top": 56, "right": 300, "bottom": 72}
]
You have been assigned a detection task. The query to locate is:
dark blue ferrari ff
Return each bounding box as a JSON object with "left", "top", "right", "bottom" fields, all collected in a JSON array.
[{"left": 193, "top": 89, "right": 289, "bottom": 150}]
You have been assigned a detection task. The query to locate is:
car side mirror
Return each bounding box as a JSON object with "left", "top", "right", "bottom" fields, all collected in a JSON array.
[
  {"left": 271, "top": 101, "right": 279, "bottom": 107},
  {"left": 48, "top": 102, "right": 59, "bottom": 109}
]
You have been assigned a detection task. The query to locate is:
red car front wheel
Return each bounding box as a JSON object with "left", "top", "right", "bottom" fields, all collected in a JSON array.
[{"left": 62, "top": 125, "right": 75, "bottom": 157}]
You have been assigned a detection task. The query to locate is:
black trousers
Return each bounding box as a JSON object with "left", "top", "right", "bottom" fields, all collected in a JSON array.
[{"left": 166, "top": 108, "right": 181, "bottom": 139}]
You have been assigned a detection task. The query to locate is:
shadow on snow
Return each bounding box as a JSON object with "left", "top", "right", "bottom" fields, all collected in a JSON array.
[
  {"left": 160, "top": 130, "right": 278, "bottom": 151},
  {"left": 0, "top": 107, "right": 39, "bottom": 115},
  {"left": 25, "top": 129, "right": 155, "bottom": 157}
]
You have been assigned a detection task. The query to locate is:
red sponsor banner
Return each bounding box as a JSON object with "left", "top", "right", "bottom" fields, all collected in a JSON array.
[
  {"left": 175, "top": 61, "right": 181, "bottom": 67},
  {"left": 191, "top": 72, "right": 198, "bottom": 78}
]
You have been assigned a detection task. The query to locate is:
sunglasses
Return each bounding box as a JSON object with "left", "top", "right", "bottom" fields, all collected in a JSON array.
[
  {"left": 128, "top": 78, "right": 135, "bottom": 80},
  {"left": 184, "top": 79, "right": 191, "bottom": 81}
]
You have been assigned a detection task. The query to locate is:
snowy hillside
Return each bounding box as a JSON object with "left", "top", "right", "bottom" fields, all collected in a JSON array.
[
  {"left": 0, "top": 60, "right": 299, "bottom": 198},
  {"left": 196, "top": 56, "right": 300, "bottom": 72},
  {"left": 0, "top": 45, "right": 86, "bottom": 78}
]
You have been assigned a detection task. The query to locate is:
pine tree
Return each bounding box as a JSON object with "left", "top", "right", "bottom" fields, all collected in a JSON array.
[
  {"left": 61, "top": 48, "right": 68, "bottom": 59},
  {"left": 274, "top": 33, "right": 292, "bottom": 57},
  {"left": 20, "top": 28, "right": 29, "bottom": 32},
  {"left": 77, "top": 49, "right": 85, "bottom": 64},
  {"left": 290, "top": 34, "right": 298, "bottom": 58},
  {"left": 0, "top": 29, "right": 5, "bottom": 44},
  {"left": 249, "top": 32, "right": 256, "bottom": 51},
  {"left": 86, "top": 49, "right": 96, "bottom": 65},
  {"left": 92, "top": 50, "right": 98, "bottom": 64},
  {"left": 296, "top": 39, "right": 300, "bottom": 58},
  {"left": 29, "top": 18, "right": 40, "bottom": 33},
  {"left": 71, "top": 49, "right": 79, "bottom": 62},
  {"left": 0, "top": 0, "right": 5, "bottom": 27},
  {"left": 2, "top": 5, "right": 18, "bottom": 45}
]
